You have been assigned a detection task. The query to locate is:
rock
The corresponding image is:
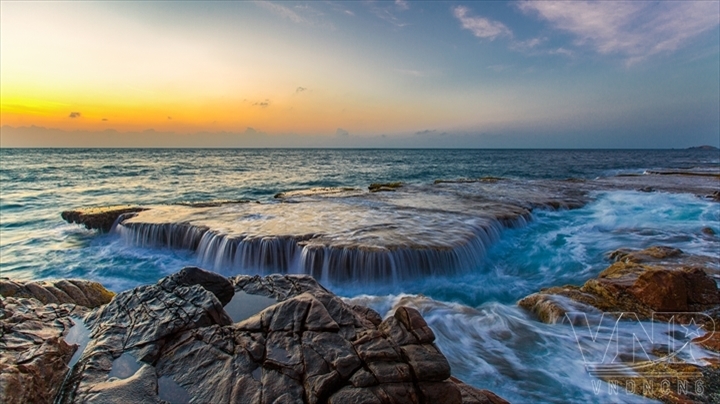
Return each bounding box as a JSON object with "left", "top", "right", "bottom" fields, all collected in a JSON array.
[
  {"left": 0, "top": 297, "right": 88, "bottom": 404},
  {"left": 159, "top": 266, "right": 234, "bottom": 306},
  {"left": 520, "top": 246, "right": 720, "bottom": 325},
  {"left": 0, "top": 278, "right": 114, "bottom": 308},
  {"left": 701, "top": 227, "right": 715, "bottom": 236},
  {"left": 368, "top": 182, "right": 403, "bottom": 192},
  {"left": 450, "top": 377, "right": 509, "bottom": 404},
  {"left": 629, "top": 269, "right": 688, "bottom": 311},
  {"left": 519, "top": 246, "right": 720, "bottom": 404},
  {"left": 36, "top": 270, "right": 504, "bottom": 404},
  {"left": 61, "top": 206, "right": 146, "bottom": 232}
]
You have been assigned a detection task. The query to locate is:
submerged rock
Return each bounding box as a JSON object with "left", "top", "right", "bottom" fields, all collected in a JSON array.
[{"left": 0, "top": 268, "right": 506, "bottom": 404}]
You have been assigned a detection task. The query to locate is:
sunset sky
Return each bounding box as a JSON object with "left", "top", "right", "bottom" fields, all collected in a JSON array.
[{"left": 1, "top": 1, "right": 719, "bottom": 148}]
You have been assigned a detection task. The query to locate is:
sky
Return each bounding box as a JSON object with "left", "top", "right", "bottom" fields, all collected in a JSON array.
[{"left": 1, "top": 0, "right": 719, "bottom": 148}]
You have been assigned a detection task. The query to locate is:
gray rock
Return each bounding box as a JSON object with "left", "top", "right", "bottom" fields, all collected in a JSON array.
[
  {"left": 1, "top": 270, "right": 507, "bottom": 404},
  {"left": 159, "top": 266, "right": 234, "bottom": 306}
]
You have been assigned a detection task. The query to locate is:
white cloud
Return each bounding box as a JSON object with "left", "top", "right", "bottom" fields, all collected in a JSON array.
[
  {"left": 395, "top": 0, "right": 409, "bottom": 11},
  {"left": 512, "top": 37, "right": 545, "bottom": 50},
  {"left": 518, "top": 1, "right": 719, "bottom": 63},
  {"left": 453, "top": 6, "right": 512, "bottom": 40},
  {"left": 255, "top": 1, "right": 335, "bottom": 29},
  {"left": 255, "top": 1, "right": 307, "bottom": 24},
  {"left": 548, "top": 47, "right": 573, "bottom": 57}
]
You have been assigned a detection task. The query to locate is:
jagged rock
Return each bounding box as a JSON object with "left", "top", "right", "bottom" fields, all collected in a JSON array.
[
  {"left": 14, "top": 270, "right": 505, "bottom": 404},
  {"left": 0, "top": 270, "right": 506, "bottom": 403},
  {"left": 61, "top": 206, "right": 146, "bottom": 232},
  {"left": 0, "top": 297, "right": 88, "bottom": 404},
  {"left": 0, "top": 278, "right": 114, "bottom": 308}
]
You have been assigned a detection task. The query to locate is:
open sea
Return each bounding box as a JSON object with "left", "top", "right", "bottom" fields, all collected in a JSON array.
[{"left": 1, "top": 148, "right": 719, "bottom": 403}]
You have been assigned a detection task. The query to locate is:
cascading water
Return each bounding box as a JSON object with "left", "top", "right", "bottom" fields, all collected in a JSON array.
[{"left": 115, "top": 214, "right": 514, "bottom": 283}]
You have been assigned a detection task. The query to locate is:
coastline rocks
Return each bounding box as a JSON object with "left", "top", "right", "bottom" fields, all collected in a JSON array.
[
  {"left": 519, "top": 246, "right": 720, "bottom": 324},
  {"left": 519, "top": 247, "right": 720, "bottom": 403},
  {"left": 61, "top": 206, "right": 146, "bottom": 232},
  {"left": 0, "top": 278, "right": 112, "bottom": 404},
  {"left": 45, "top": 268, "right": 505, "bottom": 403},
  {"left": 0, "top": 278, "right": 114, "bottom": 309}
]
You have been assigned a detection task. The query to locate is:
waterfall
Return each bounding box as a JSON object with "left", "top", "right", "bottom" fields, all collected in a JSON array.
[{"left": 114, "top": 213, "right": 525, "bottom": 283}]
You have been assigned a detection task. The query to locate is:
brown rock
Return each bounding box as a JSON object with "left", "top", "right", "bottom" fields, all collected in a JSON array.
[
  {"left": 0, "top": 297, "right": 89, "bottom": 404},
  {"left": 328, "top": 386, "right": 382, "bottom": 404},
  {"left": 401, "top": 344, "right": 451, "bottom": 382},
  {"left": 682, "top": 267, "right": 720, "bottom": 305},
  {"left": 394, "top": 307, "right": 436, "bottom": 344},
  {"left": 418, "top": 381, "right": 462, "bottom": 404},
  {"left": 61, "top": 206, "right": 146, "bottom": 232},
  {"left": 0, "top": 278, "right": 114, "bottom": 309},
  {"left": 629, "top": 269, "right": 688, "bottom": 311},
  {"left": 450, "top": 377, "right": 510, "bottom": 404}
]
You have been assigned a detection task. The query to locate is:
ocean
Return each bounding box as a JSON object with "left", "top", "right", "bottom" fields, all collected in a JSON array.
[{"left": 1, "top": 148, "right": 719, "bottom": 402}]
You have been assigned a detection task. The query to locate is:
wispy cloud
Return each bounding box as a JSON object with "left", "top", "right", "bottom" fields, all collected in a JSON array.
[
  {"left": 453, "top": 6, "right": 512, "bottom": 40},
  {"left": 253, "top": 99, "right": 270, "bottom": 107},
  {"left": 255, "top": 1, "right": 307, "bottom": 24},
  {"left": 335, "top": 128, "right": 349, "bottom": 137},
  {"left": 366, "top": 1, "right": 409, "bottom": 27},
  {"left": 518, "top": 1, "right": 720, "bottom": 64},
  {"left": 255, "top": 1, "right": 334, "bottom": 29},
  {"left": 68, "top": 112, "right": 81, "bottom": 118},
  {"left": 296, "top": 87, "right": 307, "bottom": 93},
  {"left": 512, "top": 37, "right": 546, "bottom": 50}
]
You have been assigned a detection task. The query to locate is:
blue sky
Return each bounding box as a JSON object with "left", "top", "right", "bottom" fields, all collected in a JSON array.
[{"left": 1, "top": 1, "right": 718, "bottom": 148}]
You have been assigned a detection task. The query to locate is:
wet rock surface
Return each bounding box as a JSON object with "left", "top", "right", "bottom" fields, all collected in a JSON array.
[
  {"left": 519, "top": 246, "right": 720, "bottom": 324},
  {"left": 0, "top": 278, "right": 115, "bottom": 308},
  {"left": 519, "top": 246, "right": 720, "bottom": 403},
  {"left": 0, "top": 279, "right": 114, "bottom": 404},
  {"left": 1, "top": 267, "right": 506, "bottom": 403},
  {"left": 61, "top": 206, "right": 147, "bottom": 232}
]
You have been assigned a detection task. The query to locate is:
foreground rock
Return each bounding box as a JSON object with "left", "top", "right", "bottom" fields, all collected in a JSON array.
[
  {"left": 0, "top": 280, "right": 114, "bottom": 404},
  {"left": 1, "top": 268, "right": 506, "bottom": 403}
]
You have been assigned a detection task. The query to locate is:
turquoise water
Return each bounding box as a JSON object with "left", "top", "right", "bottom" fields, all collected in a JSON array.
[{"left": 1, "top": 148, "right": 718, "bottom": 402}]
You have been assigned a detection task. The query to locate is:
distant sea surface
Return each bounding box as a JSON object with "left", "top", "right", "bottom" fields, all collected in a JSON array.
[{"left": 1, "top": 148, "right": 719, "bottom": 403}]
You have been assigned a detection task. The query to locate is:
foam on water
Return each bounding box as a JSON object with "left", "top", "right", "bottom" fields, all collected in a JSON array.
[{"left": 345, "top": 293, "right": 717, "bottom": 403}]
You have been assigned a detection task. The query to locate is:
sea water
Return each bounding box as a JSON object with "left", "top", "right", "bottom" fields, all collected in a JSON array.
[{"left": 1, "top": 148, "right": 718, "bottom": 402}]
